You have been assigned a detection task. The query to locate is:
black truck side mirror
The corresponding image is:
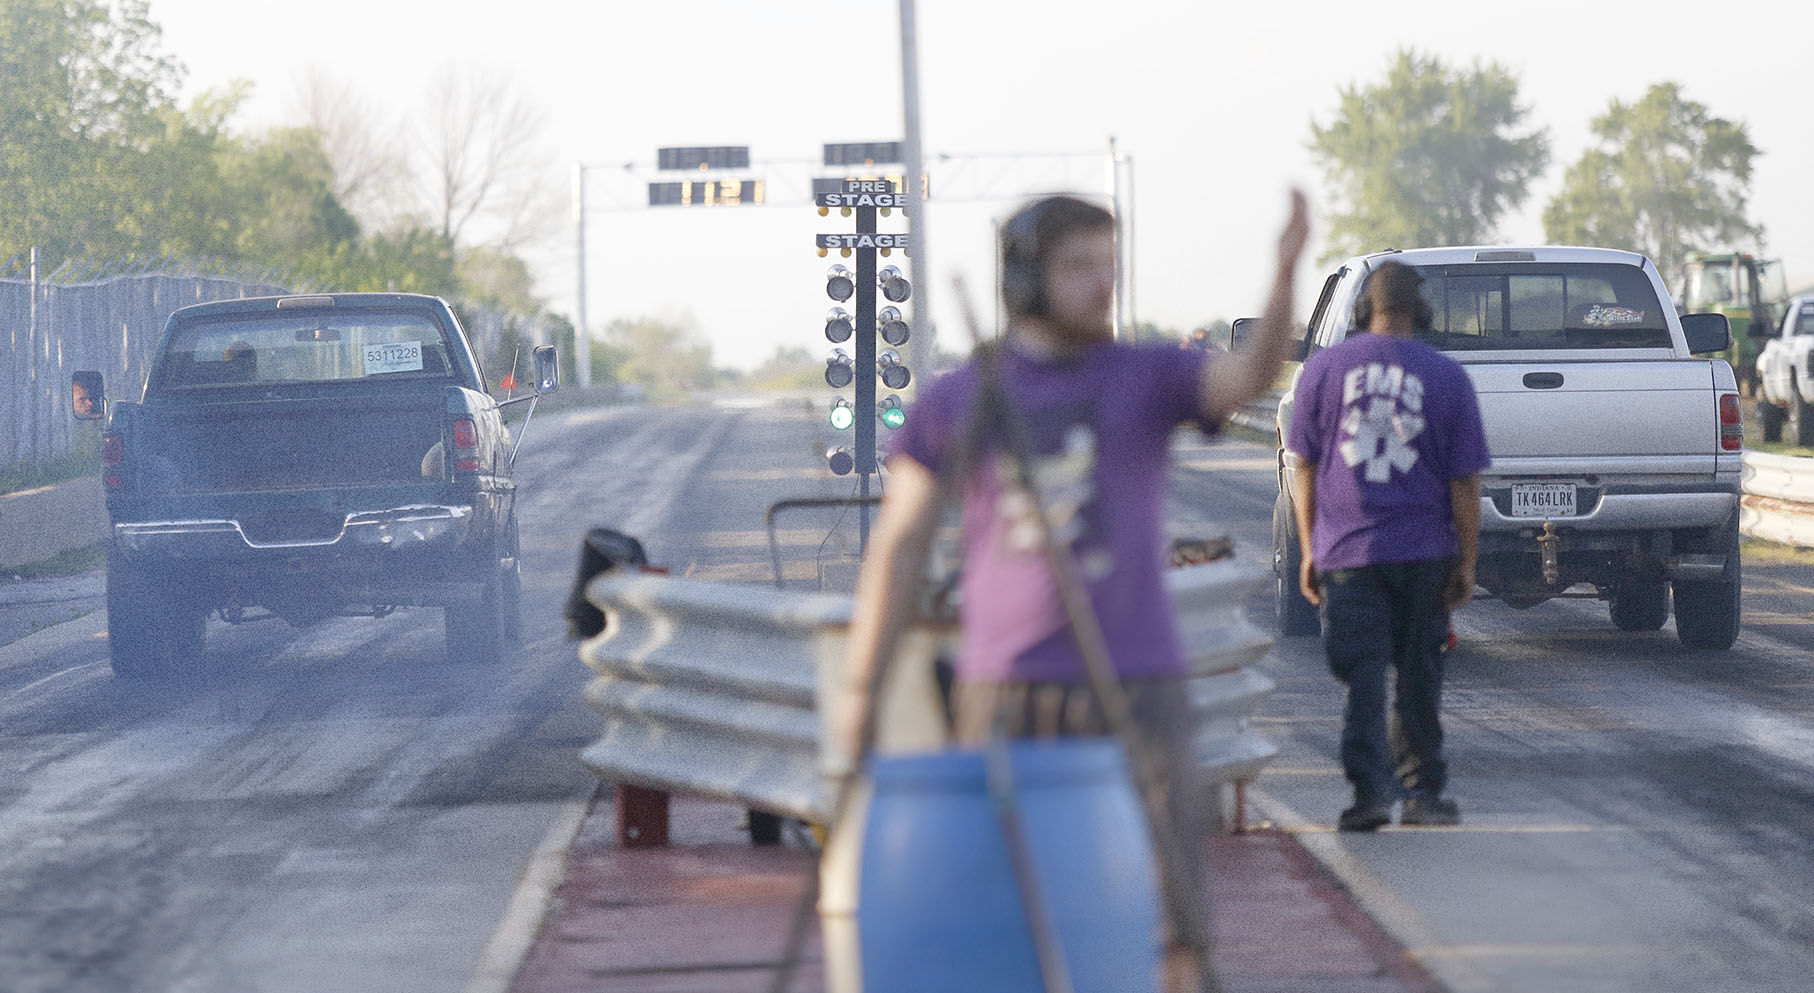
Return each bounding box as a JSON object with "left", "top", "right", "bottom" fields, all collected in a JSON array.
[
  {"left": 1229, "top": 317, "right": 1256, "bottom": 352},
  {"left": 533, "top": 344, "right": 560, "bottom": 394},
  {"left": 1680, "top": 313, "right": 1732, "bottom": 355},
  {"left": 72, "top": 370, "right": 105, "bottom": 420}
]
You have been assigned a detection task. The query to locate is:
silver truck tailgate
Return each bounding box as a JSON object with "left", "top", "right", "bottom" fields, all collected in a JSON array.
[{"left": 1464, "top": 361, "right": 1720, "bottom": 462}]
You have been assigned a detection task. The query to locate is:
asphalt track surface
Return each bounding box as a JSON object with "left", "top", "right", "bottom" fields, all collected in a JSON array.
[{"left": 2, "top": 397, "right": 1812, "bottom": 992}]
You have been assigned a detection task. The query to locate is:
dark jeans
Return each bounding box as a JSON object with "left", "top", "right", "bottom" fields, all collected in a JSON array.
[{"left": 1319, "top": 558, "right": 1452, "bottom": 807}]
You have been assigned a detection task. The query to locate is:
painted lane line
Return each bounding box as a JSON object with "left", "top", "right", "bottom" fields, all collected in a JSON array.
[
  {"left": 1249, "top": 786, "right": 1501, "bottom": 993},
  {"left": 0, "top": 660, "right": 106, "bottom": 706},
  {"left": 461, "top": 789, "right": 596, "bottom": 993}
]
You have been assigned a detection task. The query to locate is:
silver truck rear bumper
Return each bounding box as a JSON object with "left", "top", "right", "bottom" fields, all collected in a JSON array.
[
  {"left": 114, "top": 504, "right": 474, "bottom": 556},
  {"left": 1478, "top": 490, "right": 1738, "bottom": 532}
]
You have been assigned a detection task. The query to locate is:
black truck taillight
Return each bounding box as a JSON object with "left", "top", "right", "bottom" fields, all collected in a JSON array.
[
  {"left": 102, "top": 431, "right": 124, "bottom": 489},
  {"left": 1718, "top": 393, "right": 1742, "bottom": 452},
  {"left": 451, "top": 417, "right": 480, "bottom": 473}
]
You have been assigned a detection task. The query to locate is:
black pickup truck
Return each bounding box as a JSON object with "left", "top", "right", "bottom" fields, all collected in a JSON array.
[{"left": 71, "top": 292, "right": 557, "bottom": 679}]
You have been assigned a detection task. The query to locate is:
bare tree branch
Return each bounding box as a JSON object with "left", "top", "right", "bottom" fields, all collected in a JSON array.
[
  {"left": 293, "top": 67, "right": 411, "bottom": 231},
  {"left": 419, "top": 67, "right": 554, "bottom": 251}
]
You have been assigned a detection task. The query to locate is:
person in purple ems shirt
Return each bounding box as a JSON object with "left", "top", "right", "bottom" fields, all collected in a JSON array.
[
  {"left": 838, "top": 190, "right": 1309, "bottom": 993},
  {"left": 1286, "top": 260, "right": 1491, "bottom": 832}
]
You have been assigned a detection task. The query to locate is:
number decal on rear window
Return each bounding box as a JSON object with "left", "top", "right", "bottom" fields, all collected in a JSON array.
[{"left": 364, "top": 342, "right": 424, "bottom": 375}]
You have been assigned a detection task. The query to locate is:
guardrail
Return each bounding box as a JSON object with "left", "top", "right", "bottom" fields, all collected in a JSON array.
[
  {"left": 576, "top": 558, "right": 1279, "bottom": 844},
  {"left": 1741, "top": 451, "right": 1814, "bottom": 548}
]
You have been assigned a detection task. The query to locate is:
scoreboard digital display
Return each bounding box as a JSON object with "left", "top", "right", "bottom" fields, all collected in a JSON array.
[
  {"left": 656, "top": 146, "right": 751, "bottom": 171},
  {"left": 647, "top": 179, "right": 764, "bottom": 206},
  {"left": 823, "top": 142, "right": 902, "bottom": 167}
]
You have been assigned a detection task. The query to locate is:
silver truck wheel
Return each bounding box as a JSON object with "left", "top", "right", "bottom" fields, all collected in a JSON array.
[
  {"left": 1273, "top": 491, "right": 1321, "bottom": 636},
  {"left": 106, "top": 552, "right": 205, "bottom": 680},
  {"left": 1608, "top": 577, "right": 1669, "bottom": 632}
]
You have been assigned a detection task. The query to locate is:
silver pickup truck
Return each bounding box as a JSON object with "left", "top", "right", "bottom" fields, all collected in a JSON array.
[{"left": 1269, "top": 246, "right": 1743, "bottom": 649}]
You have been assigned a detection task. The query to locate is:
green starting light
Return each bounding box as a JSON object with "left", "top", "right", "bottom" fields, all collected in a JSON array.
[
  {"left": 830, "top": 398, "right": 854, "bottom": 430},
  {"left": 879, "top": 394, "right": 906, "bottom": 429}
]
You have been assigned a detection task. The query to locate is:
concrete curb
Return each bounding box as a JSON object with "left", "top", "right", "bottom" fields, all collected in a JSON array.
[
  {"left": 0, "top": 476, "right": 108, "bottom": 570},
  {"left": 1248, "top": 786, "right": 1494, "bottom": 993},
  {"left": 461, "top": 786, "right": 598, "bottom": 993}
]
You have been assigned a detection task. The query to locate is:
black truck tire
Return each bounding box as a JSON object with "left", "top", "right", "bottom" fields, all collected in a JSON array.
[
  {"left": 446, "top": 566, "right": 518, "bottom": 665},
  {"left": 1759, "top": 397, "right": 1785, "bottom": 443},
  {"left": 446, "top": 518, "right": 522, "bottom": 665},
  {"left": 444, "top": 573, "right": 501, "bottom": 664},
  {"left": 1608, "top": 577, "right": 1670, "bottom": 632},
  {"left": 500, "top": 518, "right": 524, "bottom": 646},
  {"left": 1673, "top": 515, "right": 1742, "bottom": 651},
  {"left": 1273, "top": 490, "right": 1321, "bottom": 636},
  {"left": 106, "top": 552, "right": 205, "bottom": 680}
]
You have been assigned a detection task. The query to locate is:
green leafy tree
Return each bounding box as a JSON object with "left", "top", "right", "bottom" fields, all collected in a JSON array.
[
  {"left": 0, "top": 0, "right": 185, "bottom": 263},
  {"left": 606, "top": 317, "right": 716, "bottom": 400},
  {"left": 0, "top": 0, "right": 555, "bottom": 345},
  {"left": 743, "top": 345, "right": 822, "bottom": 393},
  {"left": 1310, "top": 49, "right": 1549, "bottom": 260},
  {"left": 218, "top": 124, "right": 361, "bottom": 265},
  {"left": 1543, "top": 82, "right": 1760, "bottom": 279},
  {"left": 309, "top": 227, "right": 458, "bottom": 294}
]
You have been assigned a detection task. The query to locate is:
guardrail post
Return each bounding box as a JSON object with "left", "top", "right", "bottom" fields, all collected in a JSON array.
[{"left": 614, "top": 784, "right": 670, "bottom": 848}]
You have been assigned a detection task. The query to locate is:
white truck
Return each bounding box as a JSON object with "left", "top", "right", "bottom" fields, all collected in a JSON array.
[
  {"left": 1753, "top": 294, "right": 1814, "bottom": 445},
  {"left": 1265, "top": 246, "right": 1744, "bottom": 649}
]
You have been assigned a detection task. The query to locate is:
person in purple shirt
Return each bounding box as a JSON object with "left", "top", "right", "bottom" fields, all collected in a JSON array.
[
  {"left": 1286, "top": 260, "right": 1491, "bottom": 832},
  {"left": 837, "top": 190, "right": 1309, "bottom": 993}
]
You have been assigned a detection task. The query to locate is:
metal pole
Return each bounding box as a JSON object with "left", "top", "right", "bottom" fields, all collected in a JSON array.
[
  {"left": 28, "top": 246, "right": 40, "bottom": 466},
  {"left": 573, "top": 163, "right": 593, "bottom": 388},
  {"left": 899, "top": 0, "right": 934, "bottom": 372},
  {"left": 1108, "top": 136, "right": 1126, "bottom": 338},
  {"left": 1125, "top": 152, "right": 1136, "bottom": 336},
  {"left": 856, "top": 205, "right": 879, "bottom": 552}
]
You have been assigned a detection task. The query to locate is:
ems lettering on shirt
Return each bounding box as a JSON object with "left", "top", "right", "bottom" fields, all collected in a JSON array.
[{"left": 1339, "top": 362, "right": 1428, "bottom": 483}]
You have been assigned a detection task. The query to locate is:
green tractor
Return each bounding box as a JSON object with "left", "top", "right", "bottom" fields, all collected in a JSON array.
[{"left": 1679, "top": 251, "right": 1788, "bottom": 396}]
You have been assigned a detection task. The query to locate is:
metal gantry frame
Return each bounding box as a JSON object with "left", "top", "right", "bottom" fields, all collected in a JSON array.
[{"left": 570, "top": 143, "right": 1136, "bottom": 391}]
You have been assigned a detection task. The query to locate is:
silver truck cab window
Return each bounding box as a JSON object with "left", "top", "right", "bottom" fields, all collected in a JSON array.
[{"left": 1411, "top": 263, "right": 1669, "bottom": 350}]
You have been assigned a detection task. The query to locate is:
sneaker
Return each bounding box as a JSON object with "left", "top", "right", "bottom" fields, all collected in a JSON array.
[
  {"left": 1400, "top": 794, "right": 1461, "bottom": 826},
  {"left": 1337, "top": 803, "right": 1393, "bottom": 832}
]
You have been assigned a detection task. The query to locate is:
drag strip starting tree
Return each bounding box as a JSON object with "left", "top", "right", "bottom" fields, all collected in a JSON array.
[{"left": 817, "top": 179, "right": 911, "bottom": 549}]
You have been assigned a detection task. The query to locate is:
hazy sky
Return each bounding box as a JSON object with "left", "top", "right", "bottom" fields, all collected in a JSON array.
[{"left": 150, "top": 0, "right": 1814, "bottom": 371}]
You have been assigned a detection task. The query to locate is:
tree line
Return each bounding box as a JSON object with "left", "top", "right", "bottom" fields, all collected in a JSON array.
[
  {"left": 1309, "top": 49, "right": 1761, "bottom": 281},
  {"left": 2, "top": 7, "right": 1766, "bottom": 381},
  {"left": 0, "top": 0, "right": 567, "bottom": 378}
]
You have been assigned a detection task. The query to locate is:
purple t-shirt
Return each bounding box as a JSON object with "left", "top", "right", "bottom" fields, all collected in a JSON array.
[
  {"left": 1285, "top": 333, "right": 1491, "bottom": 571},
  {"left": 890, "top": 341, "right": 1216, "bottom": 684}
]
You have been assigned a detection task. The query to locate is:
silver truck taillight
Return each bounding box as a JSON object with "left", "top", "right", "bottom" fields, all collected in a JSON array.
[{"left": 1718, "top": 394, "right": 1742, "bottom": 452}]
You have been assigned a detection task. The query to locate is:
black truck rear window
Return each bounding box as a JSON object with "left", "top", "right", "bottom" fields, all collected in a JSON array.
[{"left": 156, "top": 311, "right": 458, "bottom": 389}]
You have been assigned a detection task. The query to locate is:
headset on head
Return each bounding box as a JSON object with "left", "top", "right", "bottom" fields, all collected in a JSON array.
[
  {"left": 1000, "top": 199, "right": 1050, "bottom": 317},
  {"left": 1352, "top": 263, "right": 1435, "bottom": 331}
]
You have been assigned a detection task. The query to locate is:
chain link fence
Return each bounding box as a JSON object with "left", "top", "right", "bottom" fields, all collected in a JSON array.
[{"left": 1, "top": 253, "right": 292, "bottom": 480}]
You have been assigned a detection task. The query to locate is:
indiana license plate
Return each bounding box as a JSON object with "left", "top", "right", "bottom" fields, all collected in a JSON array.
[{"left": 1511, "top": 483, "right": 1577, "bottom": 518}]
